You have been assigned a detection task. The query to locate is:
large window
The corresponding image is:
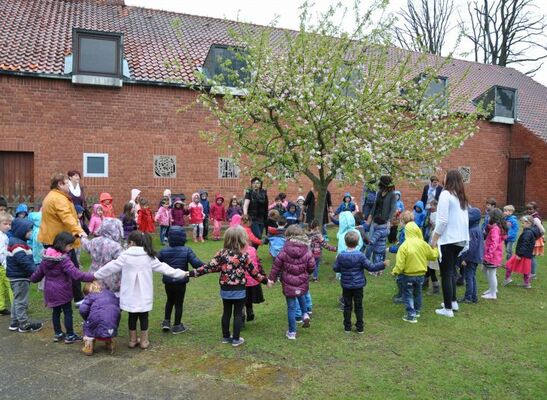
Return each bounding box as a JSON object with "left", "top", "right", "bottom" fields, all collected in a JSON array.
[
  {"left": 474, "top": 86, "right": 517, "bottom": 123},
  {"left": 202, "top": 45, "right": 249, "bottom": 88},
  {"left": 218, "top": 158, "right": 240, "bottom": 179},
  {"left": 83, "top": 153, "right": 109, "bottom": 177}
]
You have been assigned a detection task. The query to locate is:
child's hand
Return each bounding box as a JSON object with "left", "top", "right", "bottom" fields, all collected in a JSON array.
[
  {"left": 461, "top": 260, "right": 467, "bottom": 267},
  {"left": 383, "top": 260, "right": 390, "bottom": 268},
  {"left": 516, "top": 256, "right": 521, "bottom": 260},
  {"left": 267, "top": 279, "right": 275, "bottom": 288}
]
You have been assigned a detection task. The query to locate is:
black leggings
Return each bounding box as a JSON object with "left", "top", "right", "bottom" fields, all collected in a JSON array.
[
  {"left": 425, "top": 267, "right": 438, "bottom": 282},
  {"left": 222, "top": 298, "right": 245, "bottom": 341},
  {"left": 164, "top": 283, "right": 186, "bottom": 325},
  {"left": 439, "top": 244, "right": 463, "bottom": 310},
  {"left": 128, "top": 312, "right": 149, "bottom": 331}
]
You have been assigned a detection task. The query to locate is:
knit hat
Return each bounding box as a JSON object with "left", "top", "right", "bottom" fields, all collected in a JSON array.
[{"left": 297, "top": 196, "right": 305, "bottom": 202}]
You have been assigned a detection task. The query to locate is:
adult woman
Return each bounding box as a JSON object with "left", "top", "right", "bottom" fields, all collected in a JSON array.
[
  {"left": 39, "top": 173, "right": 87, "bottom": 304},
  {"left": 67, "top": 170, "right": 88, "bottom": 221},
  {"left": 303, "top": 188, "right": 332, "bottom": 226},
  {"left": 243, "top": 177, "right": 269, "bottom": 239},
  {"left": 430, "top": 170, "right": 469, "bottom": 318},
  {"left": 367, "top": 175, "right": 397, "bottom": 227}
]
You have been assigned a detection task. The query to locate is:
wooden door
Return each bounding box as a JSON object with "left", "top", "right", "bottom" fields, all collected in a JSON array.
[
  {"left": 506, "top": 157, "right": 530, "bottom": 210},
  {"left": 0, "top": 151, "right": 34, "bottom": 205}
]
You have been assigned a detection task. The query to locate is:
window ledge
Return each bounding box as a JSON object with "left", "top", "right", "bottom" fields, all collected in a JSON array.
[
  {"left": 72, "top": 74, "right": 122, "bottom": 87},
  {"left": 490, "top": 116, "right": 515, "bottom": 125}
]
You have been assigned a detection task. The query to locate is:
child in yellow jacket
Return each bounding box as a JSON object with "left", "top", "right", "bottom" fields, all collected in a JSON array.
[{"left": 392, "top": 222, "right": 438, "bottom": 323}]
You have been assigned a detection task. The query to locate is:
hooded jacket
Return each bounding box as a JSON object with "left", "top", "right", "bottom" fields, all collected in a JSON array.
[
  {"left": 27, "top": 211, "right": 44, "bottom": 265},
  {"left": 15, "top": 203, "right": 28, "bottom": 218},
  {"left": 38, "top": 188, "right": 84, "bottom": 247},
  {"left": 337, "top": 211, "right": 363, "bottom": 254},
  {"left": 413, "top": 201, "right": 427, "bottom": 228},
  {"left": 210, "top": 194, "right": 227, "bottom": 221},
  {"left": 334, "top": 192, "right": 356, "bottom": 215},
  {"left": 333, "top": 249, "right": 385, "bottom": 289},
  {"left": 368, "top": 222, "right": 389, "bottom": 254},
  {"left": 137, "top": 207, "right": 155, "bottom": 233},
  {"left": 79, "top": 288, "right": 121, "bottom": 339},
  {"left": 6, "top": 218, "right": 35, "bottom": 280},
  {"left": 269, "top": 237, "right": 315, "bottom": 297},
  {"left": 99, "top": 192, "right": 115, "bottom": 218},
  {"left": 484, "top": 223, "right": 506, "bottom": 267},
  {"left": 158, "top": 227, "right": 203, "bottom": 285},
  {"left": 171, "top": 198, "right": 188, "bottom": 226},
  {"left": 88, "top": 204, "right": 104, "bottom": 235},
  {"left": 515, "top": 226, "right": 540, "bottom": 259},
  {"left": 461, "top": 207, "right": 484, "bottom": 264},
  {"left": 392, "top": 222, "right": 438, "bottom": 276},
  {"left": 188, "top": 193, "right": 205, "bottom": 224},
  {"left": 283, "top": 202, "right": 300, "bottom": 226},
  {"left": 394, "top": 191, "right": 405, "bottom": 213},
  {"left": 199, "top": 190, "right": 210, "bottom": 217},
  {"left": 130, "top": 189, "right": 141, "bottom": 217},
  {"left": 505, "top": 214, "right": 519, "bottom": 242},
  {"left": 154, "top": 204, "right": 172, "bottom": 226}
]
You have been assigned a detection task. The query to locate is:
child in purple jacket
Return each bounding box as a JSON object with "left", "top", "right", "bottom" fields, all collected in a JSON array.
[
  {"left": 30, "top": 232, "right": 95, "bottom": 344},
  {"left": 79, "top": 281, "right": 121, "bottom": 356}
]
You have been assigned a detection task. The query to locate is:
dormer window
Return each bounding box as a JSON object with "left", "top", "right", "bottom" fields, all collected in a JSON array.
[
  {"left": 72, "top": 29, "right": 124, "bottom": 87},
  {"left": 474, "top": 86, "right": 517, "bottom": 124},
  {"left": 202, "top": 45, "right": 249, "bottom": 93},
  {"left": 417, "top": 74, "right": 448, "bottom": 109}
]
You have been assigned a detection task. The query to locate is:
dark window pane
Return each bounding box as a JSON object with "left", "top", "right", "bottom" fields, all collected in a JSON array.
[
  {"left": 203, "top": 46, "right": 249, "bottom": 87},
  {"left": 496, "top": 88, "right": 515, "bottom": 118},
  {"left": 87, "top": 157, "right": 105, "bottom": 174},
  {"left": 79, "top": 37, "right": 118, "bottom": 75}
]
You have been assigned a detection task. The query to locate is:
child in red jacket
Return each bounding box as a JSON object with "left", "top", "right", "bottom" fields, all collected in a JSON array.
[
  {"left": 209, "top": 194, "right": 226, "bottom": 241},
  {"left": 188, "top": 193, "right": 205, "bottom": 242},
  {"left": 137, "top": 198, "right": 155, "bottom": 234}
]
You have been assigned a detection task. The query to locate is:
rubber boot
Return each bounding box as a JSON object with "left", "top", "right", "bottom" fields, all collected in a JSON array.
[
  {"left": 105, "top": 338, "right": 115, "bottom": 355},
  {"left": 140, "top": 330, "right": 150, "bottom": 349},
  {"left": 81, "top": 338, "right": 94, "bottom": 356},
  {"left": 128, "top": 330, "right": 139, "bottom": 348}
]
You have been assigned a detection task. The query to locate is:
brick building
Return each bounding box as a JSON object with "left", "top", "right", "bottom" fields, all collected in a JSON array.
[{"left": 1, "top": 0, "right": 546, "bottom": 213}]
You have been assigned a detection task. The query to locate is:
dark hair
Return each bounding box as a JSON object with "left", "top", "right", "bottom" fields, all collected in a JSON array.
[
  {"left": 67, "top": 170, "right": 81, "bottom": 178},
  {"left": 344, "top": 231, "right": 360, "bottom": 248},
  {"left": 278, "top": 217, "right": 288, "bottom": 226},
  {"left": 251, "top": 177, "right": 262, "bottom": 185},
  {"left": 0, "top": 196, "right": 7, "bottom": 208},
  {"left": 378, "top": 175, "right": 394, "bottom": 191},
  {"left": 309, "top": 219, "right": 320, "bottom": 230},
  {"left": 278, "top": 192, "right": 287, "bottom": 200},
  {"left": 274, "top": 195, "right": 282, "bottom": 202},
  {"left": 526, "top": 201, "right": 538, "bottom": 211},
  {"left": 52, "top": 231, "right": 76, "bottom": 252},
  {"left": 139, "top": 197, "right": 149, "bottom": 207},
  {"left": 443, "top": 170, "right": 468, "bottom": 210},
  {"left": 127, "top": 231, "right": 156, "bottom": 258},
  {"left": 486, "top": 197, "right": 497, "bottom": 206},
  {"left": 488, "top": 208, "right": 507, "bottom": 234},
  {"left": 50, "top": 173, "right": 68, "bottom": 190},
  {"left": 373, "top": 215, "right": 386, "bottom": 225},
  {"left": 354, "top": 212, "right": 365, "bottom": 225},
  {"left": 430, "top": 175, "right": 439, "bottom": 183},
  {"left": 123, "top": 202, "right": 135, "bottom": 221}
]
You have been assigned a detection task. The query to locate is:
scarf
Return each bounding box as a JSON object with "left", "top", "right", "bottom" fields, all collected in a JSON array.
[{"left": 68, "top": 181, "right": 81, "bottom": 197}]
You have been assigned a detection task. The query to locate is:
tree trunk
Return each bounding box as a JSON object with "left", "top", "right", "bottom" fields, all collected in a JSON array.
[{"left": 314, "top": 181, "right": 329, "bottom": 230}]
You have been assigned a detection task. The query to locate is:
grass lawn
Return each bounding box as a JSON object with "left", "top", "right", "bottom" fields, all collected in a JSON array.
[{"left": 27, "top": 226, "right": 546, "bottom": 399}]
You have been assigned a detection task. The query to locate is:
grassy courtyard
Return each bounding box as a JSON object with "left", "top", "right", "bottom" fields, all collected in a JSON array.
[{"left": 26, "top": 226, "right": 546, "bottom": 399}]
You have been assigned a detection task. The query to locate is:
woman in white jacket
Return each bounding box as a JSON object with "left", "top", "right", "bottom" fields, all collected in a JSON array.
[
  {"left": 94, "top": 231, "right": 188, "bottom": 348},
  {"left": 430, "top": 170, "right": 469, "bottom": 318}
]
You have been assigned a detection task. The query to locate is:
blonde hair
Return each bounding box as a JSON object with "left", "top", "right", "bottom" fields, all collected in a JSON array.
[
  {"left": 401, "top": 210, "right": 414, "bottom": 224},
  {"left": 83, "top": 281, "right": 102, "bottom": 295},
  {"left": 520, "top": 215, "right": 533, "bottom": 224},
  {"left": 344, "top": 231, "right": 360, "bottom": 248},
  {"left": 223, "top": 226, "right": 248, "bottom": 254},
  {"left": 240, "top": 214, "right": 252, "bottom": 226},
  {"left": 503, "top": 205, "right": 515, "bottom": 213},
  {"left": 285, "top": 224, "right": 304, "bottom": 238},
  {"left": 0, "top": 211, "right": 13, "bottom": 223}
]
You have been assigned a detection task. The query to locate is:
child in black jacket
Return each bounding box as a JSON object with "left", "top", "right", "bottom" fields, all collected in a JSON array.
[{"left": 504, "top": 215, "right": 540, "bottom": 289}]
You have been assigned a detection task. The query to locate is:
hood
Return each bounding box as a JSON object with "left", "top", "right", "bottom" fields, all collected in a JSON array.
[
  {"left": 15, "top": 203, "right": 28, "bottom": 216},
  {"left": 100, "top": 192, "right": 112, "bottom": 203},
  {"left": 27, "top": 211, "right": 42, "bottom": 228},
  {"left": 192, "top": 192, "right": 200, "bottom": 202},
  {"left": 404, "top": 222, "right": 424, "bottom": 240},
  {"left": 215, "top": 194, "right": 225, "bottom": 203},
  {"left": 173, "top": 197, "right": 184, "bottom": 206},
  {"left": 343, "top": 192, "right": 352, "bottom": 202},
  {"left": 230, "top": 214, "right": 242, "bottom": 227},
  {"left": 283, "top": 239, "right": 310, "bottom": 258},
  {"left": 92, "top": 204, "right": 103, "bottom": 216},
  {"left": 10, "top": 218, "right": 33, "bottom": 240},
  {"left": 97, "top": 218, "right": 123, "bottom": 242},
  {"left": 394, "top": 190, "right": 401, "bottom": 199},
  {"left": 42, "top": 247, "right": 67, "bottom": 262},
  {"left": 199, "top": 189, "right": 208, "bottom": 197},
  {"left": 338, "top": 211, "right": 356, "bottom": 233},
  {"left": 468, "top": 207, "right": 482, "bottom": 227},
  {"left": 297, "top": 195, "right": 305, "bottom": 202},
  {"left": 286, "top": 202, "right": 297, "bottom": 212},
  {"left": 163, "top": 189, "right": 171, "bottom": 197},
  {"left": 413, "top": 201, "right": 425, "bottom": 212},
  {"left": 168, "top": 226, "right": 187, "bottom": 246},
  {"left": 131, "top": 189, "right": 141, "bottom": 202}
]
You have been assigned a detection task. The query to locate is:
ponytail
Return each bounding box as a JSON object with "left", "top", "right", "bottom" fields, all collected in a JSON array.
[{"left": 127, "top": 231, "right": 156, "bottom": 258}]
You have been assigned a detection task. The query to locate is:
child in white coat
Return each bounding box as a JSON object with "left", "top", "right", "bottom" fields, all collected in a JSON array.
[{"left": 94, "top": 231, "right": 188, "bottom": 349}]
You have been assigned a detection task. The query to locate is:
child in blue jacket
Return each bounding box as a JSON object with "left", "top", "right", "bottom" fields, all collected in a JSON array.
[
  {"left": 413, "top": 201, "right": 427, "bottom": 229},
  {"left": 459, "top": 207, "right": 484, "bottom": 303},
  {"left": 503, "top": 205, "right": 519, "bottom": 261},
  {"left": 334, "top": 193, "right": 357, "bottom": 216}
]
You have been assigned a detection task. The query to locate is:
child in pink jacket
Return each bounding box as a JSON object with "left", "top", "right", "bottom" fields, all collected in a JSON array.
[
  {"left": 88, "top": 204, "right": 104, "bottom": 235},
  {"left": 482, "top": 209, "right": 507, "bottom": 300},
  {"left": 155, "top": 199, "right": 172, "bottom": 245},
  {"left": 188, "top": 193, "right": 205, "bottom": 242}
]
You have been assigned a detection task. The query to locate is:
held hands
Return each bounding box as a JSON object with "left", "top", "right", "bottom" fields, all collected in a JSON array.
[
  {"left": 461, "top": 260, "right": 467, "bottom": 267},
  {"left": 267, "top": 279, "right": 275, "bottom": 288},
  {"left": 383, "top": 260, "right": 390, "bottom": 268},
  {"left": 516, "top": 256, "right": 521, "bottom": 260}
]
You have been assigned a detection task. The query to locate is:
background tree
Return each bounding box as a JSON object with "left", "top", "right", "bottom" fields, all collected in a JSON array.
[
  {"left": 392, "top": 0, "right": 455, "bottom": 56},
  {"left": 195, "top": 1, "right": 479, "bottom": 224},
  {"left": 460, "top": 0, "right": 547, "bottom": 75}
]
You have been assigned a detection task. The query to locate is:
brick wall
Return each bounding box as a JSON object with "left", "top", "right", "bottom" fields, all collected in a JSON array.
[{"left": 2, "top": 75, "right": 543, "bottom": 215}]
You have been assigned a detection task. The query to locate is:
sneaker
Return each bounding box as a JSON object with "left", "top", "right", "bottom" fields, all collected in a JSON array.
[
  {"left": 0, "top": 309, "right": 10, "bottom": 316},
  {"left": 357, "top": 329, "right": 364, "bottom": 334},
  {"left": 435, "top": 308, "right": 454, "bottom": 318},
  {"left": 415, "top": 313, "right": 421, "bottom": 318},
  {"left": 483, "top": 289, "right": 498, "bottom": 295},
  {"left": 286, "top": 331, "right": 296, "bottom": 340},
  {"left": 246, "top": 314, "right": 255, "bottom": 322},
  {"left": 231, "top": 337, "right": 245, "bottom": 347},
  {"left": 161, "top": 320, "right": 171, "bottom": 332},
  {"left": 302, "top": 313, "right": 311, "bottom": 328},
  {"left": 18, "top": 322, "right": 43, "bottom": 333},
  {"left": 64, "top": 334, "right": 83, "bottom": 344},
  {"left": 523, "top": 284, "right": 532, "bottom": 289},
  {"left": 402, "top": 316, "right": 417, "bottom": 324},
  {"left": 392, "top": 296, "right": 403, "bottom": 304},
  {"left": 440, "top": 301, "right": 459, "bottom": 311},
  {"left": 503, "top": 278, "right": 513, "bottom": 286},
  {"left": 481, "top": 293, "right": 497, "bottom": 300},
  {"left": 296, "top": 317, "right": 303, "bottom": 324},
  {"left": 530, "top": 274, "right": 537, "bottom": 280},
  {"left": 344, "top": 329, "right": 352, "bottom": 334},
  {"left": 8, "top": 321, "right": 19, "bottom": 331},
  {"left": 459, "top": 298, "right": 474, "bottom": 304},
  {"left": 221, "top": 336, "right": 233, "bottom": 344},
  {"left": 74, "top": 300, "right": 84, "bottom": 308},
  {"left": 171, "top": 324, "right": 188, "bottom": 334},
  {"left": 53, "top": 332, "right": 65, "bottom": 342}
]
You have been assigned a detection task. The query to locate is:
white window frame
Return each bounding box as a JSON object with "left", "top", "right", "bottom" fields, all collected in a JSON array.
[
  {"left": 218, "top": 157, "right": 240, "bottom": 179},
  {"left": 83, "top": 153, "right": 109, "bottom": 177}
]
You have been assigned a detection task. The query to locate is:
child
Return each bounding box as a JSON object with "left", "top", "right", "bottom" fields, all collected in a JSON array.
[
  {"left": 296, "top": 196, "right": 306, "bottom": 225},
  {"left": 171, "top": 197, "right": 188, "bottom": 227},
  {"left": 0, "top": 197, "right": 7, "bottom": 212},
  {"left": 0, "top": 211, "right": 13, "bottom": 316},
  {"left": 239, "top": 214, "right": 263, "bottom": 248},
  {"left": 482, "top": 198, "right": 497, "bottom": 237},
  {"left": 129, "top": 188, "right": 142, "bottom": 217},
  {"left": 158, "top": 227, "right": 203, "bottom": 334},
  {"left": 99, "top": 192, "right": 115, "bottom": 218},
  {"left": 412, "top": 201, "right": 427, "bottom": 229},
  {"left": 120, "top": 202, "right": 138, "bottom": 241},
  {"left": 75, "top": 205, "right": 90, "bottom": 236},
  {"left": 190, "top": 227, "right": 267, "bottom": 346},
  {"left": 226, "top": 196, "right": 243, "bottom": 222},
  {"left": 458, "top": 207, "right": 484, "bottom": 303},
  {"left": 283, "top": 202, "right": 300, "bottom": 226},
  {"left": 154, "top": 198, "right": 172, "bottom": 245},
  {"left": 366, "top": 215, "right": 389, "bottom": 265},
  {"left": 504, "top": 215, "right": 540, "bottom": 288},
  {"left": 526, "top": 202, "right": 545, "bottom": 278},
  {"left": 6, "top": 218, "right": 43, "bottom": 332},
  {"left": 15, "top": 203, "right": 28, "bottom": 219},
  {"left": 189, "top": 193, "right": 205, "bottom": 242},
  {"left": 503, "top": 205, "right": 519, "bottom": 262},
  {"left": 388, "top": 191, "right": 405, "bottom": 243},
  {"left": 210, "top": 194, "right": 227, "bottom": 241},
  {"left": 424, "top": 200, "right": 440, "bottom": 294},
  {"left": 306, "top": 220, "right": 336, "bottom": 282},
  {"left": 268, "top": 217, "right": 288, "bottom": 259},
  {"left": 481, "top": 208, "right": 507, "bottom": 300},
  {"left": 334, "top": 192, "right": 357, "bottom": 216},
  {"left": 423, "top": 199, "right": 437, "bottom": 243},
  {"left": 391, "top": 220, "right": 438, "bottom": 322},
  {"left": 81, "top": 218, "right": 124, "bottom": 294},
  {"left": 266, "top": 209, "right": 281, "bottom": 231},
  {"left": 88, "top": 204, "right": 104, "bottom": 235},
  {"left": 93, "top": 231, "right": 188, "bottom": 349},
  {"left": 334, "top": 231, "right": 388, "bottom": 332},
  {"left": 269, "top": 195, "right": 286, "bottom": 215},
  {"left": 137, "top": 198, "right": 155, "bottom": 234},
  {"left": 268, "top": 225, "right": 315, "bottom": 340},
  {"left": 242, "top": 244, "right": 266, "bottom": 325},
  {"left": 199, "top": 190, "right": 210, "bottom": 240},
  {"left": 30, "top": 232, "right": 95, "bottom": 342},
  {"left": 79, "top": 281, "right": 121, "bottom": 356}
]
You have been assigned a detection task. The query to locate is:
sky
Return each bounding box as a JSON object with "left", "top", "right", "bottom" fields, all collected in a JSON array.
[{"left": 125, "top": 0, "right": 547, "bottom": 86}]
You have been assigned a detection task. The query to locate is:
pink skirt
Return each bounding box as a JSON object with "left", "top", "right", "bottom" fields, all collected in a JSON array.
[{"left": 506, "top": 255, "right": 532, "bottom": 275}]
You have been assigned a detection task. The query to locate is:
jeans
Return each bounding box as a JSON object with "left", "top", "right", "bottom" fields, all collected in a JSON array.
[
  {"left": 10, "top": 280, "right": 30, "bottom": 326},
  {"left": 313, "top": 258, "right": 320, "bottom": 280},
  {"left": 400, "top": 275, "right": 424, "bottom": 319},
  {"left": 251, "top": 222, "right": 264, "bottom": 239},
  {"left": 372, "top": 252, "right": 385, "bottom": 263},
  {"left": 531, "top": 256, "right": 537, "bottom": 275},
  {"left": 463, "top": 262, "right": 478, "bottom": 302},
  {"left": 295, "top": 292, "right": 313, "bottom": 319},
  {"left": 222, "top": 298, "right": 245, "bottom": 341},
  {"left": 286, "top": 295, "right": 307, "bottom": 333},
  {"left": 342, "top": 287, "right": 364, "bottom": 331},
  {"left": 52, "top": 302, "right": 73, "bottom": 336},
  {"left": 128, "top": 312, "right": 149, "bottom": 331},
  {"left": 159, "top": 225, "right": 170, "bottom": 244},
  {"left": 439, "top": 244, "right": 463, "bottom": 309},
  {"left": 164, "top": 283, "right": 186, "bottom": 325},
  {"left": 505, "top": 240, "right": 514, "bottom": 261},
  {"left": 202, "top": 218, "right": 209, "bottom": 239}
]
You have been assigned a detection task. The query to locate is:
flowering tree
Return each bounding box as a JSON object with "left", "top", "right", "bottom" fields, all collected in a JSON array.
[{"left": 197, "top": 1, "right": 479, "bottom": 224}]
